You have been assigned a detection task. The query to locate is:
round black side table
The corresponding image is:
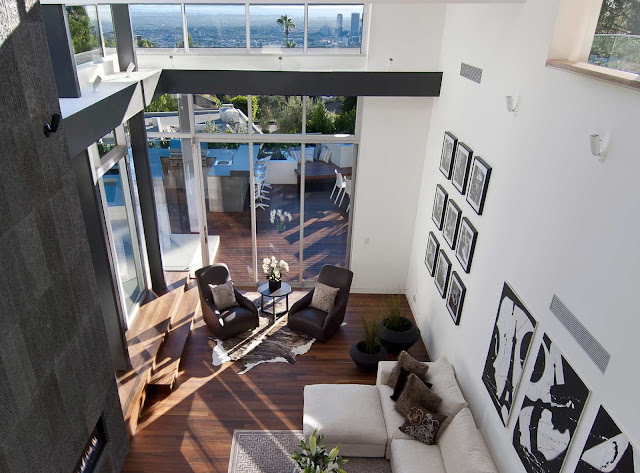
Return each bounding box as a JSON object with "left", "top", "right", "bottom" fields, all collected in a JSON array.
[{"left": 258, "top": 281, "right": 292, "bottom": 319}]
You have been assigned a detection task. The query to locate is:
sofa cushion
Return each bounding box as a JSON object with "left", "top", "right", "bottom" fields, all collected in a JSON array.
[
  {"left": 378, "top": 383, "right": 414, "bottom": 446},
  {"left": 395, "top": 373, "right": 442, "bottom": 417},
  {"left": 303, "top": 384, "right": 387, "bottom": 457},
  {"left": 390, "top": 439, "right": 446, "bottom": 473},
  {"left": 399, "top": 402, "right": 447, "bottom": 445},
  {"left": 426, "top": 356, "right": 467, "bottom": 430},
  {"left": 309, "top": 282, "right": 339, "bottom": 313},
  {"left": 387, "top": 351, "right": 430, "bottom": 387},
  {"left": 209, "top": 281, "right": 238, "bottom": 311},
  {"left": 439, "top": 408, "right": 497, "bottom": 473}
]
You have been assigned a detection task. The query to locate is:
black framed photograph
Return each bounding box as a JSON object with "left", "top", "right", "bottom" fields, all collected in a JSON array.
[
  {"left": 431, "top": 184, "right": 448, "bottom": 230},
  {"left": 466, "top": 156, "right": 492, "bottom": 215},
  {"left": 442, "top": 199, "right": 462, "bottom": 249},
  {"left": 446, "top": 271, "right": 466, "bottom": 325},
  {"left": 439, "top": 132, "right": 458, "bottom": 179},
  {"left": 424, "top": 232, "right": 440, "bottom": 276},
  {"left": 434, "top": 250, "right": 451, "bottom": 298},
  {"left": 451, "top": 142, "right": 473, "bottom": 194},
  {"left": 455, "top": 217, "right": 477, "bottom": 273}
]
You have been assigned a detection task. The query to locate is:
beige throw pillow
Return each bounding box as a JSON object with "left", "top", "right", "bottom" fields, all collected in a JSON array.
[
  {"left": 309, "top": 282, "right": 339, "bottom": 313},
  {"left": 387, "top": 351, "right": 430, "bottom": 387},
  {"left": 395, "top": 373, "right": 443, "bottom": 417},
  {"left": 209, "top": 281, "right": 238, "bottom": 311}
]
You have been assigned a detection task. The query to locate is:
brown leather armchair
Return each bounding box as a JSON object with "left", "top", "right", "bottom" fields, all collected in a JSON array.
[
  {"left": 195, "top": 264, "right": 259, "bottom": 340},
  {"left": 287, "top": 265, "right": 353, "bottom": 342}
]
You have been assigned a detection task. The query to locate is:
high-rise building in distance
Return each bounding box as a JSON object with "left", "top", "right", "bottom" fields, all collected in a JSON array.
[
  {"left": 350, "top": 12, "right": 360, "bottom": 36},
  {"left": 336, "top": 14, "right": 343, "bottom": 36}
]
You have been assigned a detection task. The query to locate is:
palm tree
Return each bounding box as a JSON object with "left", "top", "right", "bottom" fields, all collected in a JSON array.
[{"left": 277, "top": 14, "right": 296, "bottom": 48}]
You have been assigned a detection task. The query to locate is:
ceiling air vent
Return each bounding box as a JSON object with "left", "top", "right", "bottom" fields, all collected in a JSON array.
[
  {"left": 550, "top": 295, "right": 610, "bottom": 374},
  {"left": 460, "top": 63, "right": 482, "bottom": 84}
]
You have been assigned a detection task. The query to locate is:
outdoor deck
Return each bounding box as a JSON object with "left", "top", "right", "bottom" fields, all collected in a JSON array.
[{"left": 165, "top": 182, "right": 350, "bottom": 281}]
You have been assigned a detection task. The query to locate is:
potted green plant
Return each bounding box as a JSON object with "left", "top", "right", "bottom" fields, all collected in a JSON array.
[
  {"left": 378, "top": 294, "right": 421, "bottom": 354},
  {"left": 350, "top": 314, "right": 388, "bottom": 371},
  {"left": 291, "top": 430, "right": 347, "bottom": 473}
]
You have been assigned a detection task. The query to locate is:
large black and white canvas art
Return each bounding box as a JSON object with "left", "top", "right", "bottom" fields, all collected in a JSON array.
[
  {"left": 513, "top": 334, "right": 591, "bottom": 473},
  {"left": 425, "top": 232, "right": 440, "bottom": 277},
  {"left": 439, "top": 132, "right": 458, "bottom": 179},
  {"left": 482, "top": 282, "right": 537, "bottom": 426},
  {"left": 576, "top": 406, "right": 639, "bottom": 473}
]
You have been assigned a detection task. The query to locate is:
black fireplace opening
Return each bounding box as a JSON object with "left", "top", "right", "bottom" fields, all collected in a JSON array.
[{"left": 73, "top": 415, "right": 107, "bottom": 473}]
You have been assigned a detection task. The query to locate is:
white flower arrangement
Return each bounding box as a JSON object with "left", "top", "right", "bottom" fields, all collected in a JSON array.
[
  {"left": 270, "top": 208, "right": 293, "bottom": 231},
  {"left": 262, "top": 256, "right": 290, "bottom": 282}
]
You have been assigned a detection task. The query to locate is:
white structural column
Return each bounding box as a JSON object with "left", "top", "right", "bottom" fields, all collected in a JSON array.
[{"left": 178, "top": 94, "right": 200, "bottom": 233}]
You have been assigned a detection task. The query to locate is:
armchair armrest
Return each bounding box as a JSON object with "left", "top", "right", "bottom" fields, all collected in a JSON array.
[
  {"left": 322, "top": 296, "right": 348, "bottom": 329},
  {"left": 376, "top": 361, "right": 397, "bottom": 386},
  {"left": 234, "top": 287, "right": 258, "bottom": 315},
  {"left": 290, "top": 289, "right": 314, "bottom": 315}
]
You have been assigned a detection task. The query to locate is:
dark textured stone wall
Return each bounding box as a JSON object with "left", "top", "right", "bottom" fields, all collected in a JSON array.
[{"left": 0, "top": 0, "right": 129, "bottom": 471}]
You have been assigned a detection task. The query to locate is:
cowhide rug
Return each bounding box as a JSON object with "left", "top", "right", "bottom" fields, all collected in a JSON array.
[{"left": 211, "top": 295, "right": 317, "bottom": 374}]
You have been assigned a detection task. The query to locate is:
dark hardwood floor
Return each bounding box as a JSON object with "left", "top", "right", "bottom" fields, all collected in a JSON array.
[{"left": 121, "top": 291, "right": 429, "bottom": 473}]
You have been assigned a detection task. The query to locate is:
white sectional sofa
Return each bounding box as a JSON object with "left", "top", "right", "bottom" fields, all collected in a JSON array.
[{"left": 303, "top": 356, "right": 498, "bottom": 473}]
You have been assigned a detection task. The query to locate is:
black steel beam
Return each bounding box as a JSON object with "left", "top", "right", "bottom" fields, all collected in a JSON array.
[
  {"left": 112, "top": 4, "right": 137, "bottom": 72},
  {"left": 42, "top": 4, "right": 80, "bottom": 98},
  {"left": 156, "top": 70, "right": 442, "bottom": 98}
]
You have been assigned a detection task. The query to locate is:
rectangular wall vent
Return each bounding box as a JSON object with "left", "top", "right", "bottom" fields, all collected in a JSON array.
[
  {"left": 550, "top": 295, "right": 610, "bottom": 373},
  {"left": 460, "top": 63, "right": 483, "bottom": 84}
]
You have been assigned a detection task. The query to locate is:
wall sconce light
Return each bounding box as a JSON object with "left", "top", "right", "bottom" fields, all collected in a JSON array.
[
  {"left": 126, "top": 62, "right": 135, "bottom": 77},
  {"left": 92, "top": 75, "right": 102, "bottom": 93},
  {"left": 505, "top": 95, "right": 518, "bottom": 115},
  {"left": 589, "top": 134, "right": 607, "bottom": 162},
  {"left": 43, "top": 113, "right": 61, "bottom": 138}
]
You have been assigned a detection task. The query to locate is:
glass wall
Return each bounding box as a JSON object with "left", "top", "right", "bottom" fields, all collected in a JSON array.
[
  {"left": 194, "top": 94, "right": 254, "bottom": 134},
  {"left": 97, "top": 130, "right": 116, "bottom": 157},
  {"left": 145, "top": 94, "right": 184, "bottom": 133},
  {"left": 249, "top": 5, "right": 304, "bottom": 49},
  {"left": 98, "top": 5, "right": 116, "bottom": 55},
  {"left": 307, "top": 96, "right": 357, "bottom": 135},
  {"left": 302, "top": 143, "right": 352, "bottom": 279},
  {"left": 308, "top": 5, "right": 364, "bottom": 50},
  {"left": 589, "top": 0, "right": 640, "bottom": 74},
  {"left": 130, "top": 4, "right": 183, "bottom": 49},
  {"left": 255, "top": 95, "right": 303, "bottom": 134},
  {"left": 66, "top": 5, "right": 103, "bottom": 65},
  {"left": 185, "top": 4, "right": 246, "bottom": 48}
]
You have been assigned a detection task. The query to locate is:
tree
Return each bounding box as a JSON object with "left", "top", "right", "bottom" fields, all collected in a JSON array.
[
  {"left": 277, "top": 14, "right": 296, "bottom": 48},
  {"left": 137, "top": 37, "right": 157, "bottom": 48},
  {"left": 276, "top": 97, "right": 304, "bottom": 134},
  {"left": 307, "top": 100, "right": 336, "bottom": 134},
  {"left": 341, "top": 96, "right": 357, "bottom": 113},
  {"left": 230, "top": 95, "right": 259, "bottom": 121},
  {"left": 334, "top": 108, "right": 356, "bottom": 134},
  {"left": 176, "top": 33, "right": 195, "bottom": 48},
  {"left": 66, "top": 6, "right": 99, "bottom": 53},
  {"left": 145, "top": 94, "right": 178, "bottom": 112}
]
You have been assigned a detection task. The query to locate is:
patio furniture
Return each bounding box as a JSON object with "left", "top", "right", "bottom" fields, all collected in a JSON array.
[
  {"left": 196, "top": 264, "right": 259, "bottom": 341},
  {"left": 287, "top": 265, "right": 353, "bottom": 342},
  {"left": 340, "top": 178, "right": 352, "bottom": 210},
  {"left": 254, "top": 179, "right": 269, "bottom": 210},
  {"left": 330, "top": 169, "right": 346, "bottom": 202}
]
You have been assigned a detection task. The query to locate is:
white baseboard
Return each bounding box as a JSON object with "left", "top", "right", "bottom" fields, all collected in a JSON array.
[{"left": 351, "top": 287, "right": 407, "bottom": 294}]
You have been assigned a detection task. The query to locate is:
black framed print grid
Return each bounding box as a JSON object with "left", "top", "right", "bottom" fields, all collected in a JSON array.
[
  {"left": 576, "top": 406, "right": 638, "bottom": 473},
  {"left": 466, "top": 156, "right": 492, "bottom": 215},
  {"left": 432, "top": 184, "right": 448, "bottom": 230},
  {"left": 434, "top": 249, "right": 451, "bottom": 298},
  {"left": 439, "top": 132, "right": 458, "bottom": 179},
  {"left": 446, "top": 271, "right": 465, "bottom": 325},
  {"left": 424, "top": 231, "right": 440, "bottom": 277},
  {"left": 442, "top": 199, "right": 462, "bottom": 250},
  {"left": 482, "top": 282, "right": 537, "bottom": 426},
  {"left": 452, "top": 142, "right": 473, "bottom": 194},
  {"left": 455, "top": 217, "right": 477, "bottom": 273},
  {"left": 513, "top": 334, "right": 591, "bottom": 473}
]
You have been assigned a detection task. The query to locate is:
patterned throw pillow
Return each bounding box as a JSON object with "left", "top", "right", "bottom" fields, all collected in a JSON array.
[
  {"left": 395, "top": 373, "right": 443, "bottom": 417},
  {"left": 399, "top": 402, "right": 447, "bottom": 445},
  {"left": 209, "top": 281, "right": 238, "bottom": 311},
  {"left": 309, "top": 282, "right": 340, "bottom": 313},
  {"left": 319, "top": 147, "right": 332, "bottom": 163},
  {"left": 387, "top": 351, "right": 430, "bottom": 387}
]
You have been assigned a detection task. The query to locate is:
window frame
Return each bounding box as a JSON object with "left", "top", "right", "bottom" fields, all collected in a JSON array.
[{"left": 65, "top": 3, "right": 108, "bottom": 66}]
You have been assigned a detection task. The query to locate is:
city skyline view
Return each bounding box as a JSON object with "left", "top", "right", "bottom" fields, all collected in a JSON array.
[{"left": 126, "top": 4, "right": 363, "bottom": 49}]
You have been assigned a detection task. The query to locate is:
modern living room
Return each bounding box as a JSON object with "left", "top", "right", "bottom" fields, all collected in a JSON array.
[{"left": 1, "top": 0, "right": 639, "bottom": 472}]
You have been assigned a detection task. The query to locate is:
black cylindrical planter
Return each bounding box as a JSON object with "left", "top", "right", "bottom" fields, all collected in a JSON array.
[
  {"left": 378, "top": 317, "right": 421, "bottom": 354},
  {"left": 269, "top": 279, "right": 281, "bottom": 292},
  {"left": 350, "top": 341, "right": 388, "bottom": 371}
]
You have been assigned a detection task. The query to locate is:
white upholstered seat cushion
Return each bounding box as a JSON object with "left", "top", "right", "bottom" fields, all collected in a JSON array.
[
  {"left": 390, "top": 439, "right": 447, "bottom": 473},
  {"left": 438, "top": 408, "right": 498, "bottom": 473},
  {"left": 303, "top": 384, "right": 387, "bottom": 457}
]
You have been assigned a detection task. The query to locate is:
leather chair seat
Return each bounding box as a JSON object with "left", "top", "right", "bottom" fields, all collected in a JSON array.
[
  {"left": 288, "top": 307, "right": 330, "bottom": 340},
  {"left": 220, "top": 305, "right": 259, "bottom": 333}
]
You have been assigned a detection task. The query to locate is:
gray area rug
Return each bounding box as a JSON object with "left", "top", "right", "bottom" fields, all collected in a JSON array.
[
  {"left": 212, "top": 295, "right": 315, "bottom": 374},
  {"left": 228, "top": 430, "right": 392, "bottom": 473}
]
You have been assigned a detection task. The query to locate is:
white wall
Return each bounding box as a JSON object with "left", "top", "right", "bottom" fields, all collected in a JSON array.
[{"left": 406, "top": 1, "right": 640, "bottom": 472}]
